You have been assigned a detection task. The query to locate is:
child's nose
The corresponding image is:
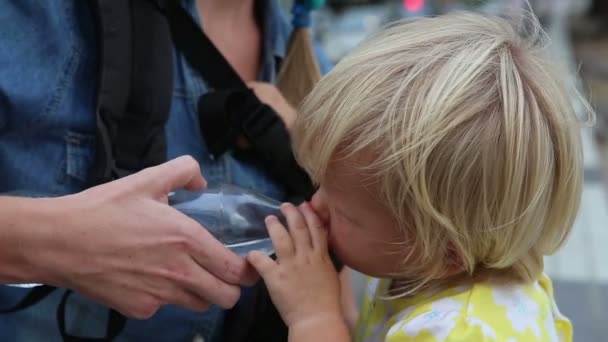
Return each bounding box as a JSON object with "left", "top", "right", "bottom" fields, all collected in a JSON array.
[{"left": 310, "top": 191, "right": 330, "bottom": 225}]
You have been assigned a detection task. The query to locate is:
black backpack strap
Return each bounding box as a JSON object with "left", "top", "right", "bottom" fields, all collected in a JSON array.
[
  {"left": 112, "top": 0, "right": 173, "bottom": 178},
  {"left": 91, "top": 0, "right": 173, "bottom": 185},
  {"left": 90, "top": 0, "right": 134, "bottom": 185},
  {"left": 0, "top": 285, "right": 57, "bottom": 314},
  {"left": 57, "top": 291, "right": 126, "bottom": 342}
]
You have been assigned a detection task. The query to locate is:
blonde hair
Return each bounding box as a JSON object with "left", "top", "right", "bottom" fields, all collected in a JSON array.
[
  {"left": 276, "top": 22, "right": 322, "bottom": 107},
  {"left": 293, "top": 12, "right": 593, "bottom": 293}
]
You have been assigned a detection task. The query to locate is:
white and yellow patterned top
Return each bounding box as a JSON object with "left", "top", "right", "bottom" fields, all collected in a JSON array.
[{"left": 355, "top": 274, "right": 571, "bottom": 342}]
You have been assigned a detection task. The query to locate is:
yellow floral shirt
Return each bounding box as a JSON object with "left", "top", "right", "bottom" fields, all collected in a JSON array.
[{"left": 355, "top": 274, "right": 571, "bottom": 342}]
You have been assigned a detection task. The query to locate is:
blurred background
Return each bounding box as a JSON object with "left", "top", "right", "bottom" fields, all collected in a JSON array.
[{"left": 285, "top": 0, "right": 608, "bottom": 340}]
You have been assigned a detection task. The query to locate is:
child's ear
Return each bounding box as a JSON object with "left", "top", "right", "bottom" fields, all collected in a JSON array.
[{"left": 310, "top": 190, "right": 330, "bottom": 225}]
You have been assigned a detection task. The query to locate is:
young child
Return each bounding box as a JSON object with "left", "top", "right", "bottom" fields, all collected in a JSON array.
[{"left": 246, "top": 11, "right": 590, "bottom": 342}]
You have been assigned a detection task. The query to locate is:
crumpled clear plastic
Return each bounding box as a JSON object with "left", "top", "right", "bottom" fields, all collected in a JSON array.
[{"left": 169, "top": 183, "right": 284, "bottom": 256}]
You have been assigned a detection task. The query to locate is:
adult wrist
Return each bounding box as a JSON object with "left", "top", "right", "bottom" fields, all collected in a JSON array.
[{"left": 0, "top": 195, "right": 71, "bottom": 286}]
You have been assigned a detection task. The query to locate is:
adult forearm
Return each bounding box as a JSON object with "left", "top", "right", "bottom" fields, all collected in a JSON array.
[{"left": 0, "top": 157, "right": 258, "bottom": 318}]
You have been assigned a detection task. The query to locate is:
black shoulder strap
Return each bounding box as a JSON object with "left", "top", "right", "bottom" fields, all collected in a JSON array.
[{"left": 160, "top": 0, "right": 245, "bottom": 89}]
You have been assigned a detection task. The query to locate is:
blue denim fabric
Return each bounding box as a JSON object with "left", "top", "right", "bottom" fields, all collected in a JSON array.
[
  {"left": 0, "top": 1, "right": 98, "bottom": 197},
  {"left": 0, "top": 0, "right": 333, "bottom": 341}
]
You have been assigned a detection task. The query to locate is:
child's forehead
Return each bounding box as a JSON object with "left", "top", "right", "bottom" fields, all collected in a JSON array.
[{"left": 325, "top": 153, "right": 370, "bottom": 178}]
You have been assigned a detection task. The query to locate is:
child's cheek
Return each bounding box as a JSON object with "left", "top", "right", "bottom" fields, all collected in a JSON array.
[
  {"left": 327, "top": 220, "right": 351, "bottom": 258},
  {"left": 325, "top": 217, "right": 340, "bottom": 249}
]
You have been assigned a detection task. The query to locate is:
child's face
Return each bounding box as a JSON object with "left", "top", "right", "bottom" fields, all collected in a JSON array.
[{"left": 310, "top": 159, "right": 407, "bottom": 278}]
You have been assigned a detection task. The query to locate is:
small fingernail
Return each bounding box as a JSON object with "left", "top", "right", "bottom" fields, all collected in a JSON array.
[
  {"left": 265, "top": 215, "right": 276, "bottom": 223},
  {"left": 302, "top": 203, "right": 312, "bottom": 212}
]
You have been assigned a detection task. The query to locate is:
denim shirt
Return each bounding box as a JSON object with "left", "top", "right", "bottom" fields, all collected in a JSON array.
[{"left": 0, "top": 1, "right": 331, "bottom": 341}]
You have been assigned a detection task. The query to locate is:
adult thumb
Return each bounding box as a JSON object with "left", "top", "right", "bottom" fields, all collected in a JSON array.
[{"left": 144, "top": 156, "right": 207, "bottom": 195}]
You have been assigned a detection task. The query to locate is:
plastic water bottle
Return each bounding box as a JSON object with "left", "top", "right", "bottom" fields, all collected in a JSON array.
[{"left": 169, "top": 184, "right": 285, "bottom": 256}]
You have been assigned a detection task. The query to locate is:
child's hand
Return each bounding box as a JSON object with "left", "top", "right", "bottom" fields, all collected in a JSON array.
[{"left": 247, "top": 202, "right": 342, "bottom": 328}]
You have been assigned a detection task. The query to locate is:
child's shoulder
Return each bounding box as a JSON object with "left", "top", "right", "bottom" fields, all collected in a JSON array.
[{"left": 358, "top": 275, "right": 571, "bottom": 342}]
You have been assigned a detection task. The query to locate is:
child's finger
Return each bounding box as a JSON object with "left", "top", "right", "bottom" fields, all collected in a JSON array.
[
  {"left": 281, "top": 203, "right": 313, "bottom": 253},
  {"left": 247, "top": 250, "right": 276, "bottom": 278},
  {"left": 300, "top": 202, "right": 328, "bottom": 252},
  {"left": 265, "top": 215, "right": 295, "bottom": 259}
]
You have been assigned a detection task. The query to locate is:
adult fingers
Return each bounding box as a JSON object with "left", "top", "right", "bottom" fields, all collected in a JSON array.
[
  {"left": 187, "top": 224, "right": 259, "bottom": 287},
  {"left": 179, "top": 255, "right": 242, "bottom": 309},
  {"left": 247, "top": 250, "right": 277, "bottom": 279},
  {"left": 141, "top": 156, "right": 207, "bottom": 196}
]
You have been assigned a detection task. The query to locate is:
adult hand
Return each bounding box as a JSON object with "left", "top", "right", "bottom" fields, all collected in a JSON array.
[
  {"left": 31, "top": 156, "right": 257, "bottom": 319},
  {"left": 248, "top": 81, "right": 296, "bottom": 130}
]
